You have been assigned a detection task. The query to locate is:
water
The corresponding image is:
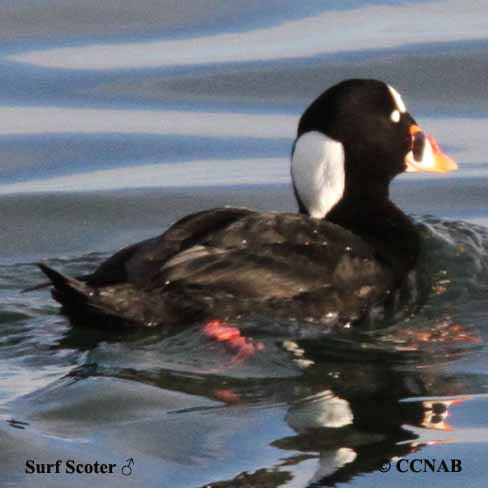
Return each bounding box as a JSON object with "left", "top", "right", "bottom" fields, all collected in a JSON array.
[{"left": 1, "top": 1, "right": 488, "bottom": 486}]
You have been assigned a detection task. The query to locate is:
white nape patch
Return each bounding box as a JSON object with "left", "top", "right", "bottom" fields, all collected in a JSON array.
[
  {"left": 390, "top": 109, "right": 401, "bottom": 123},
  {"left": 286, "top": 390, "right": 354, "bottom": 431},
  {"left": 387, "top": 84, "right": 406, "bottom": 113},
  {"left": 291, "top": 131, "right": 345, "bottom": 219}
]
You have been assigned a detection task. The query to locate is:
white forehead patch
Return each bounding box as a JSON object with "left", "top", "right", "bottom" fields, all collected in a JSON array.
[
  {"left": 387, "top": 84, "right": 406, "bottom": 113},
  {"left": 291, "top": 131, "right": 345, "bottom": 219}
]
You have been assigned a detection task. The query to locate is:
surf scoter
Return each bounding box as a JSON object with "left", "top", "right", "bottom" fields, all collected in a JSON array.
[{"left": 38, "top": 79, "right": 457, "bottom": 331}]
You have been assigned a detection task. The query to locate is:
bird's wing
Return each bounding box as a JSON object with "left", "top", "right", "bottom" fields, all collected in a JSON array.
[
  {"left": 87, "top": 207, "right": 255, "bottom": 287},
  {"left": 143, "top": 212, "right": 394, "bottom": 324}
]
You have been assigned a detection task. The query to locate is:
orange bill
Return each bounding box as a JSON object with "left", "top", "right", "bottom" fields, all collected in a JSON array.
[{"left": 405, "top": 124, "right": 458, "bottom": 173}]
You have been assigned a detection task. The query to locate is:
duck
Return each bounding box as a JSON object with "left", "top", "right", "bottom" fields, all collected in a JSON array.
[{"left": 37, "top": 79, "right": 457, "bottom": 332}]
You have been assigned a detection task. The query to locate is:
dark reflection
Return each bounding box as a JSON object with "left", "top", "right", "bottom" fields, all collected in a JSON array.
[
  {"left": 6, "top": 418, "right": 29, "bottom": 430},
  {"left": 271, "top": 367, "right": 466, "bottom": 486},
  {"left": 179, "top": 358, "right": 478, "bottom": 487},
  {"left": 6, "top": 307, "right": 487, "bottom": 487},
  {"left": 199, "top": 468, "right": 293, "bottom": 488}
]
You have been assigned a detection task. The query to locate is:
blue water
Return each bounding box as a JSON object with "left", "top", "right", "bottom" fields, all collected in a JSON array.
[{"left": 1, "top": 1, "right": 488, "bottom": 487}]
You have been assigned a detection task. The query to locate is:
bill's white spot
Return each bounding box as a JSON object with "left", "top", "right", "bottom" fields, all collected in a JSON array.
[
  {"left": 292, "top": 131, "right": 345, "bottom": 219},
  {"left": 387, "top": 84, "right": 407, "bottom": 113},
  {"left": 391, "top": 109, "right": 401, "bottom": 123},
  {"left": 405, "top": 137, "right": 435, "bottom": 172},
  {"left": 420, "top": 400, "right": 452, "bottom": 430}
]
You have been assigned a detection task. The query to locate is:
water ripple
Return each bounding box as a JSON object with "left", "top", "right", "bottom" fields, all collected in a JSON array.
[{"left": 9, "top": 1, "right": 488, "bottom": 70}]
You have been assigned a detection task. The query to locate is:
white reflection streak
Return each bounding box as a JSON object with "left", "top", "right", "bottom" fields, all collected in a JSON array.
[
  {"left": 8, "top": 0, "right": 488, "bottom": 70},
  {"left": 0, "top": 106, "right": 295, "bottom": 139},
  {"left": 0, "top": 158, "right": 288, "bottom": 194}
]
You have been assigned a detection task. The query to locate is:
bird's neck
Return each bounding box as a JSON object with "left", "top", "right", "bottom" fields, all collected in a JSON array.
[{"left": 324, "top": 191, "right": 420, "bottom": 283}]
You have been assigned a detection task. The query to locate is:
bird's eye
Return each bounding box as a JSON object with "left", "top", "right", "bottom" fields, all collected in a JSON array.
[{"left": 390, "top": 110, "right": 401, "bottom": 123}]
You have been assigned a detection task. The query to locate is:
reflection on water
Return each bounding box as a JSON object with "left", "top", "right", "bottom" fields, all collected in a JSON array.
[{"left": 1, "top": 1, "right": 488, "bottom": 487}]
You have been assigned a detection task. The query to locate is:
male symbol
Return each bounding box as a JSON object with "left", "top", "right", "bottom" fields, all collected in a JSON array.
[{"left": 121, "top": 458, "right": 134, "bottom": 476}]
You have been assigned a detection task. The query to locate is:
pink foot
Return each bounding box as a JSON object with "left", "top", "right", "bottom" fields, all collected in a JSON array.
[
  {"left": 203, "top": 319, "right": 265, "bottom": 365},
  {"left": 412, "top": 323, "right": 483, "bottom": 345},
  {"left": 213, "top": 388, "right": 241, "bottom": 404}
]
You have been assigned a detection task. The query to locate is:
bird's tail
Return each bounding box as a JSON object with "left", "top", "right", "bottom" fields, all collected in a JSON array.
[
  {"left": 37, "top": 263, "right": 127, "bottom": 327},
  {"left": 38, "top": 263, "right": 91, "bottom": 304}
]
